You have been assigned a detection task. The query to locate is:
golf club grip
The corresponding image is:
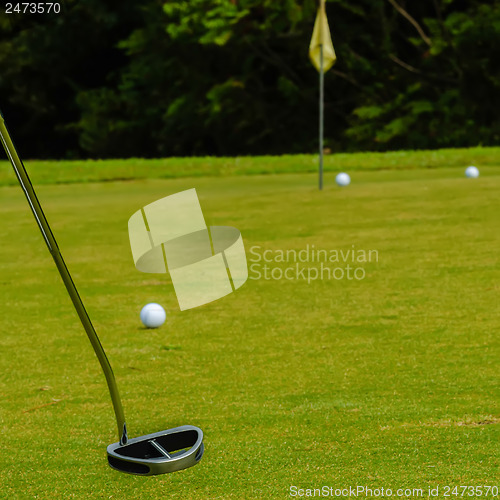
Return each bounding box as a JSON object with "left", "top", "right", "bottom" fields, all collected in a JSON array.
[{"left": 0, "top": 112, "right": 128, "bottom": 445}]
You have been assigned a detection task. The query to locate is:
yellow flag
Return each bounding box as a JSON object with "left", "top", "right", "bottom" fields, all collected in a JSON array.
[{"left": 309, "top": 0, "right": 336, "bottom": 72}]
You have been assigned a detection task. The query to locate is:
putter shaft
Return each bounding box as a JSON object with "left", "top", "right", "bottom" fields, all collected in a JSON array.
[{"left": 0, "top": 112, "right": 127, "bottom": 445}]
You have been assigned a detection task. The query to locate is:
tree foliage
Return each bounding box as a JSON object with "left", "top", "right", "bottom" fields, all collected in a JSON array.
[{"left": 0, "top": 0, "right": 499, "bottom": 158}]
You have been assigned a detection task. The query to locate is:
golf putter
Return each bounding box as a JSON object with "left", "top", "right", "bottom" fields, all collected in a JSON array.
[{"left": 0, "top": 111, "right": 204, "bottom": 475}]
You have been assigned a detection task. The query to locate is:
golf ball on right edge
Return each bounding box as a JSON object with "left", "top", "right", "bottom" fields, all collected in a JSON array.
[
  {"left": 336, "top": 172, "right": 351, "bottom": 187},
  {"left": 465, "top": 166, "right": 480, "bottom": 178},
  {"left": 140, "top": 303, "right": 166, "bottom": 328}
]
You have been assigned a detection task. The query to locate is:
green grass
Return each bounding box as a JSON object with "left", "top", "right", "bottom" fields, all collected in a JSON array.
[
  {"left": 0, "top": 157, "right": 498, "bottom": 498},
  {"left": 0, "top": 146, "right": 500, "bottom": 185}
]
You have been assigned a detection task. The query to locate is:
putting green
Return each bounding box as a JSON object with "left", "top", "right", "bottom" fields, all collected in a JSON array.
[{"left": 0, "top": 162, "right": 498, "bottom": 498}]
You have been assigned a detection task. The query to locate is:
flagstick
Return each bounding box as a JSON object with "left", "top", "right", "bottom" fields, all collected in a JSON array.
[{"left": 319, "top": 44, "right": 324, "bottom": 190}]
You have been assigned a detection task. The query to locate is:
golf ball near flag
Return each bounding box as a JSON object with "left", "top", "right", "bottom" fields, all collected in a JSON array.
[
  {"left": 336, "top": 172, "right": 351, "bottom": 187},
  {"left": 140, "top": 303, "right": 166, "bottom": 328},
  {"left": 465, "top": 166, "right": 480, "bottom": 178}
]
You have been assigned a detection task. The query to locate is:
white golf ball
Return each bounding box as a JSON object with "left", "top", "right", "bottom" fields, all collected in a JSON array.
[
  {"left": 140, "top": 303, "right": 166, "bottom": 328},
  {"left": 465, "top": 166, "right": 479, "bottom": 178},
  {"left": 336, "top": 172, "right": 351, "bottom": 187}
]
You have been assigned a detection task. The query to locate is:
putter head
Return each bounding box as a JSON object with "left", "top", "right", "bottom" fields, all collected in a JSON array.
[{"left": 107, "top": 425, "right": 204, "bottom": 475}]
